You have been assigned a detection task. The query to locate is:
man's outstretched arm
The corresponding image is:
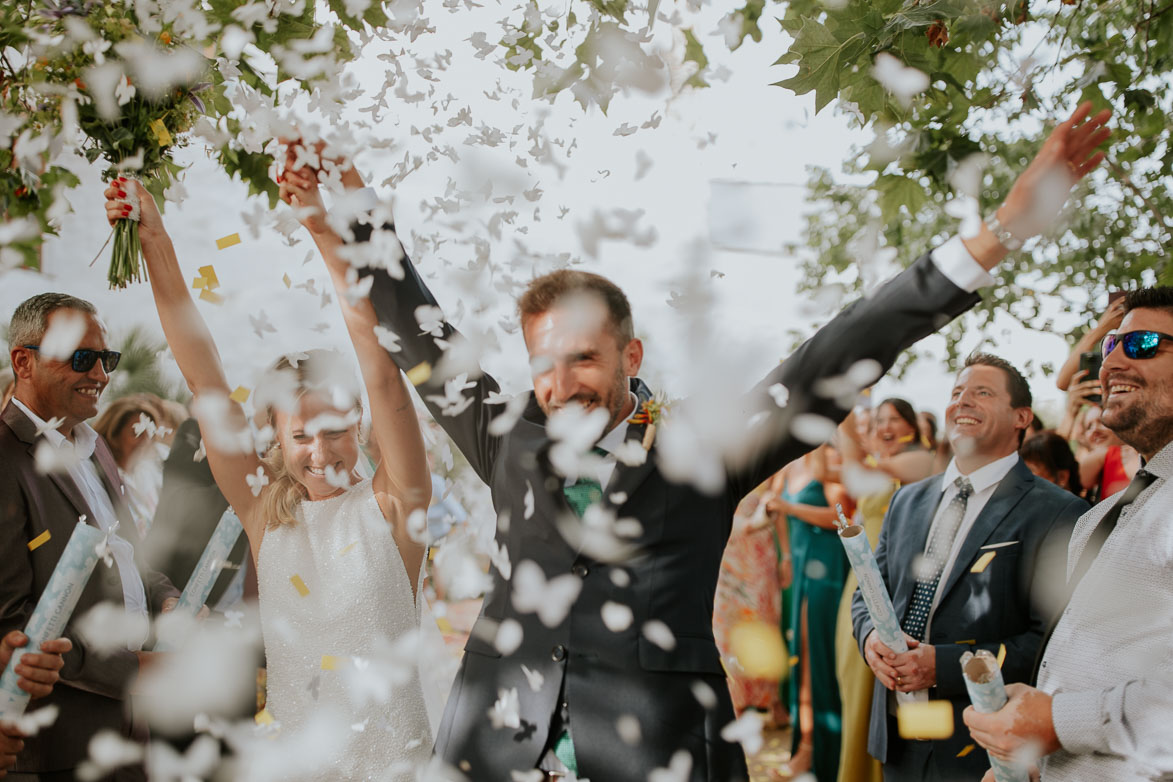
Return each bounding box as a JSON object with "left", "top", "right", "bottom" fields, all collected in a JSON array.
[{"left": 728, "top": 102, "right": 1111, "bottom": 497}]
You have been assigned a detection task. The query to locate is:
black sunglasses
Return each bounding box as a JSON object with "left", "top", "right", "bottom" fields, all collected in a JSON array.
[
  {"left": 23, "top": 345, "right": 121, "bottom": 373},
  {"left": 1101, "top": 330, "right": 1173, "bottom": 360}
]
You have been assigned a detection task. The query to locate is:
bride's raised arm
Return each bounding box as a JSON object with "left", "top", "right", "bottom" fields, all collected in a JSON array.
[
  {"left": 103, "top": 180, "right": 269, "bottom": 551},
  {"left": 277, "top": 148, "right": 432, "bottom": 590}
]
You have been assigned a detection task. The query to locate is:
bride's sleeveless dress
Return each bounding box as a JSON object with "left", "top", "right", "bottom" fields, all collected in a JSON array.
[{"left": 258, "top": 478, "right": 432, "bottom": 780}]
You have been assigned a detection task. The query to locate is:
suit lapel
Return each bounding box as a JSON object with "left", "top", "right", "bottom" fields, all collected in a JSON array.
[
  {"left": 602, "top": 422, "right": 657, "bottom": 510},
  {"left": 2, "top": 403, "right": 93, "bottom": 523},
  {"left": 892, "top": 476, "right": 944, "bottom": 614},
  {"left": 936, "top": 460, "right": 1032, "bottom": 604}
]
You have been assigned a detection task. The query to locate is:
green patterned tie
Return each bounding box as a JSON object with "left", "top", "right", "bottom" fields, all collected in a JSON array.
[{"left": 550, "top": 449, "right": 607, "bottom": 776}]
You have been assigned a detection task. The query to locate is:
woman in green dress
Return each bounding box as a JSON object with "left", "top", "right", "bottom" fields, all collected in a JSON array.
[{"left": 764, "top": 446, "right": 853, "bottom": 781}]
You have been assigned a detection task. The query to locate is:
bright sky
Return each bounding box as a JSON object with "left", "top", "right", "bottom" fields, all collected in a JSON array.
[{"left": 1, "top": 0, "right": 1086, "bottom": 436}]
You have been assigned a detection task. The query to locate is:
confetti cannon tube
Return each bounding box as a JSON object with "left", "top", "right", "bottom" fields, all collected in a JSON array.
[
  {"left": 154, "top": 510, "right": 243, "bottom": 651},
  {"left": 961, "top": 650, "right": 1030, "bottom": 782},
  {"left": 0, "top": 521, "right": 106, "bottom": 718},
  {"left": 835, "top": 505, "right": 908, "bottom": 654}
]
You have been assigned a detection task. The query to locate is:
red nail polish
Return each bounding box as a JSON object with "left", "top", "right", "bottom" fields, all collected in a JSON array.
[{"left": 116, "top": 190, "right": 125, "bottom": 198}]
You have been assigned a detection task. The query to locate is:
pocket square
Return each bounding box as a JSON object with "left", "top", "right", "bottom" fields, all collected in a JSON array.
[{"left": 979, "top": 540, "right": 1020, "bottom": 550}]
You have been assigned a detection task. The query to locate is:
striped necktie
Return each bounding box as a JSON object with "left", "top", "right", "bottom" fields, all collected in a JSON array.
[{"left": 902, "top": 477, "right": 973, "bottom": 641}]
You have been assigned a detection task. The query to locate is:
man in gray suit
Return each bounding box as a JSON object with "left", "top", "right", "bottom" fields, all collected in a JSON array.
[
  {"left": 0, "top": 293, "right": 180, "bottom": 781},
  {"left": 853, "top": 354, "right": 1088, "bottom": 781}
]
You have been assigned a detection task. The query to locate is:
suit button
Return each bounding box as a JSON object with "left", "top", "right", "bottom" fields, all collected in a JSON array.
[
  {"left": 572, "top": 564, "right": 589, "bottom": 578},
  {"left": 551, "top": 645, "right": 566, "bottom": 662}
]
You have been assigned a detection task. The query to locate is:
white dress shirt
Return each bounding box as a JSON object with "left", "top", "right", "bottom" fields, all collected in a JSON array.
[
  {"left": 1038, "top": 441, "right": 1173, "bottom": 781},
  {"left": 12, "top": 398, "right": 150, "bottom": 649},
  {"left": 897, "top": 451, "right": 1020, "bottom": 704}
]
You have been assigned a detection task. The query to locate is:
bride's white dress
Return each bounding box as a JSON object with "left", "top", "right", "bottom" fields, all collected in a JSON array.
[{"left": 258, "top": 479, "right": 432, "bottom": 781}]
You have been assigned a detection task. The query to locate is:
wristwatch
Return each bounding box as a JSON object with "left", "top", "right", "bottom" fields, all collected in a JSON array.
[{"left": 986, "top": 212, "right": 1024, "bottom": 251}]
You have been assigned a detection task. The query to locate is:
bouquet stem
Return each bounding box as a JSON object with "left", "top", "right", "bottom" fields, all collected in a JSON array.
[{"left": 109, "top": 217, "right": 145, "bottom": 289}]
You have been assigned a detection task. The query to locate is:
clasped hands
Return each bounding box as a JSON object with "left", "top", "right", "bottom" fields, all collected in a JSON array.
[{"left": 864, "top": 629, "right": 936, "bottom": 692}]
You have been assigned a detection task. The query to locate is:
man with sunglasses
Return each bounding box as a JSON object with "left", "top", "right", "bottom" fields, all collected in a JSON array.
[
  {"left": 964, "top": 288, "right": 1173, "bottom": 780},
  {"left": 1, "top": 293, "right": 179, "bottom": 781}
]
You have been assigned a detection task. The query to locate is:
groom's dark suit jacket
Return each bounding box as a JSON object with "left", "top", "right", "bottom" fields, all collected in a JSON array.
[
  {"left": 361, "top": 231, "right": 982, "bottom": 781},
  {"left": 851, "top": 460, "right": 1085, "bottom": 779},
  {"left": 0, "top": 402, "right": 178, "bottom": 777}
]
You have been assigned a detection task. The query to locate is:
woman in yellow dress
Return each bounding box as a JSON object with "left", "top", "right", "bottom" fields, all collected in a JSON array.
[{"left": 833, "top": 400, "right": 934, "bottom": 782}]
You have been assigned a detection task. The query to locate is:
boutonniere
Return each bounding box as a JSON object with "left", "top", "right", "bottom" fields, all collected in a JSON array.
[{"left": 628, "top": 394, "right": 670, "bottom": 450}]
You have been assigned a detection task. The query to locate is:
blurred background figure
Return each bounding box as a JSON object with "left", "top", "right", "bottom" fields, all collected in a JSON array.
[
  {"left": 917, "top": 410, "right": 952, "bottom": 474},
  {"left": 93, "top": 392, "right": 170, "bottom": 536},
  {"left": 833, "top": 398, "right": 935, "bottom": 782},
  {"left": 715, "top": 482, "right": 787, "bottom": 727},
  {"left": 1019, "top": 431, "right": 1083, "bottom": 496}
]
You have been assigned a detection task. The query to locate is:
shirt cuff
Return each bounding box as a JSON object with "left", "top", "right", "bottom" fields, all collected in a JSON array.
[
  {"left": 1052, "top": 689, "right": 1107, "bottom": 755},
  {"left": 930, "top": 236, "right": 996, "bottom": 293}
]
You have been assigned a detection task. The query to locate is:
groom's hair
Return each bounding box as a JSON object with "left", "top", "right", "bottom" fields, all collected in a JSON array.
[{"left": 518, "top": 270, "right": 634, "bottom": 346}]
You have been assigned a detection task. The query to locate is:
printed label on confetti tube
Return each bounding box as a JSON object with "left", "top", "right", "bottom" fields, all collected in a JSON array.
[
  {"left": 961, "top": 650, "right": 1030, "bottom": 782},
  {"left": 155, "top": 510, "right": 243, "bottom": 652},
  {"left": 838, "top": 524, "right": 908, "bottom": 654},
  {"left": 0, "top": 521, "right": 106, "bottom": 718}
]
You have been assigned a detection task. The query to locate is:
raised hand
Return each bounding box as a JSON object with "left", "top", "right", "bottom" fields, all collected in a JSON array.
[
  {"left": 278, "top": 145, "right": 330, "bottom": 236},
  {"left": 998, "top": 101, "right": 1112, "bottom": 240},
  {"left": 103, "top": 178, "right": 166, "bottom": 246}
]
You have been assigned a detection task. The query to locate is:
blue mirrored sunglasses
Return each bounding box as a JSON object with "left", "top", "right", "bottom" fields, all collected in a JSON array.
[
  {"left": 1101, "top": 330, "right": 1173, "bottom": 360},
  {"left": 23, "top": 345, "right": 121, "bottom": 373}
]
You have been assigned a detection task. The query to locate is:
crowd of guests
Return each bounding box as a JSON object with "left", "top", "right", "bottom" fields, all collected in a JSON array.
[{"left": 714, "top": 296, "right": 1172, "bottom": 780}]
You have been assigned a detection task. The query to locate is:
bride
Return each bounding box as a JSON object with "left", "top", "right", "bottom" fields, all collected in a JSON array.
[{"left": 103, "top": 157, "right": 433, "bottom": 780}]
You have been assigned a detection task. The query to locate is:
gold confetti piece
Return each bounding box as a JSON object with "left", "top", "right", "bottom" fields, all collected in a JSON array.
[
  {"left": 198, "top": 265, "right": 219, "bottom": 289},
  {"left": 27, "top": 530, "right": 51, "bottom": 551},
  {"left": 216, "top": 233, "right": 241, "bottom": 251},
  {"left": 970, "top": 551, "right": 996, "bottom": 573},
  {"left": 229, "top": 386, "right": 251, "bottom": 404},
  {"left": 149, "top": 118, "right": 172, "bottom": 146},
  {"left": 406, "top": 361, "right": 432, "bottom": 386},
  {"left": 289, "top": 574, "right": 309, "bottom": 597},
  {"left": 729, "top": 621, "right": 787, "bottom": 680},
  {"left": 436, "top": 617, "right": 454, "bottom": 634},
  {"left": 198, "top": 289, "right": 224, "bottom": 305},
  {"left": 956, "top": 639, "right": 976, "bottom": 645},
  {"left": 996, "top": 643, "right": 1007, "bottom": 668},
  {"left": 339, "top": 542, "right": 358, "bottom": 556},
  {"left": 255, "top": 708, "right": 274, "bottom": 725},
  {"left": 957, "top": 743, "right": 976, "bottom": 758},
  {"left": 897, "top": 701, "right": 954, "bottom": 740},
  {"left": 320, "top": 655, "right": 341, "bottom": 670},
  {"left": 282, "top": 273, "right": 292, "bottom": 288},
  {"left": 192, "top": 276, "right": 208, "bottom": 290},
  {"left": 789, "top": 655, "right": 800, "bottom": 667}
]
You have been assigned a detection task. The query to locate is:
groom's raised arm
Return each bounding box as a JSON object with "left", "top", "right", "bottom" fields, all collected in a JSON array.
[{"left": 727, "top": 102, "right": 1112, "bottom": 499}]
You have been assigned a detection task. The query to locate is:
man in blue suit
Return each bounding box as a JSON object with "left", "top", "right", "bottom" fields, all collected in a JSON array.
[{"left": 853, "top": 354, "right": 1088, "bottom": 781}]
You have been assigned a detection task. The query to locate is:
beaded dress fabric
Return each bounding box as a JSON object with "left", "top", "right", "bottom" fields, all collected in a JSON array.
[{"left": 258, "top": 479, "right": 432, "bottom": 781}]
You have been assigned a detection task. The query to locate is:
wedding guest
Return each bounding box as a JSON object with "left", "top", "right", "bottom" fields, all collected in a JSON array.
[
  {"left": 965, "top": 287, "right": 1173, "bottom": 780},
  {"left": 1076, "top": 403, "right": 1139, "bottom": 503},
  {"left": 93, "top": 393, "right": 168, "bottom": 536},
  {"left": 0, "top": 630, "right": 73, "bottom": 777},
  {"left": 1, "top": 293, "right": 180, "bottom": 780},
  {"left": 1020, "top": 432, "right": 1082, "bottom": 496}
]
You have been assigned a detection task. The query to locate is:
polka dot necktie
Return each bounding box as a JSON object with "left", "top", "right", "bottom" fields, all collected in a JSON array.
[{"left": 901, "top": 477, "right": 973, "bottom": 642}]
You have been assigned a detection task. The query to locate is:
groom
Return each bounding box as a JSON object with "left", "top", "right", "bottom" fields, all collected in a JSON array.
[{"left": 315, "top": 105, "right": 1108, "bottom": 780}]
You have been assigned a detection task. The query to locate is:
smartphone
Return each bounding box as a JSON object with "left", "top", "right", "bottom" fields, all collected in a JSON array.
[
  {"left": 1079, "top": 351, "right": 1103, "bottom": 405},
  {"left": 1107, "top": 290, "right": 1126, "bottom": 307}
]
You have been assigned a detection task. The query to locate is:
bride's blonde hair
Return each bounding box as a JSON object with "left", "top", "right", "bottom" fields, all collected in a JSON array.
[{"left": 257, "top": 351, "right": 364, "bottom": 529}]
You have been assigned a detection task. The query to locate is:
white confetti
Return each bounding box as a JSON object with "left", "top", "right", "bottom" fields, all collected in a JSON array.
[
  {"left": 511, "top": 560, "right": 582, "bottom": 627},
  {"left": 245, "top": 466, "right": 269, "bottom": 497},
  {"left": 488, "top": 687, "right": 521, "bottom": 729},
  {"left": 34, "top": 439, "right": 82, "bottom": 474},
  {"left": 494, "top": 619, "right": 524, "bottom": 656},
  {"left": 521, "top": 664, "right": 544, "bottom": 692},
  {"left": 642, "top": 619, "right": 676, "bottom": 651},
  {"left": 648, "top": 749, "right": 693, "bottom": 782},
  {"left": 871, "top": 52, "right": 929, "bottom": 106},
  {"left": 720, "top": 709, "right": 764, "bottom": 754},
  {"left": 616, "top": 714, "right": 641, "bottom": 745},
  {"left": 602, "top": 601, "right": 633, "bottom": 632},
  {"left": 39, "top": 309, "right": 87, "bottom": 361}
]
